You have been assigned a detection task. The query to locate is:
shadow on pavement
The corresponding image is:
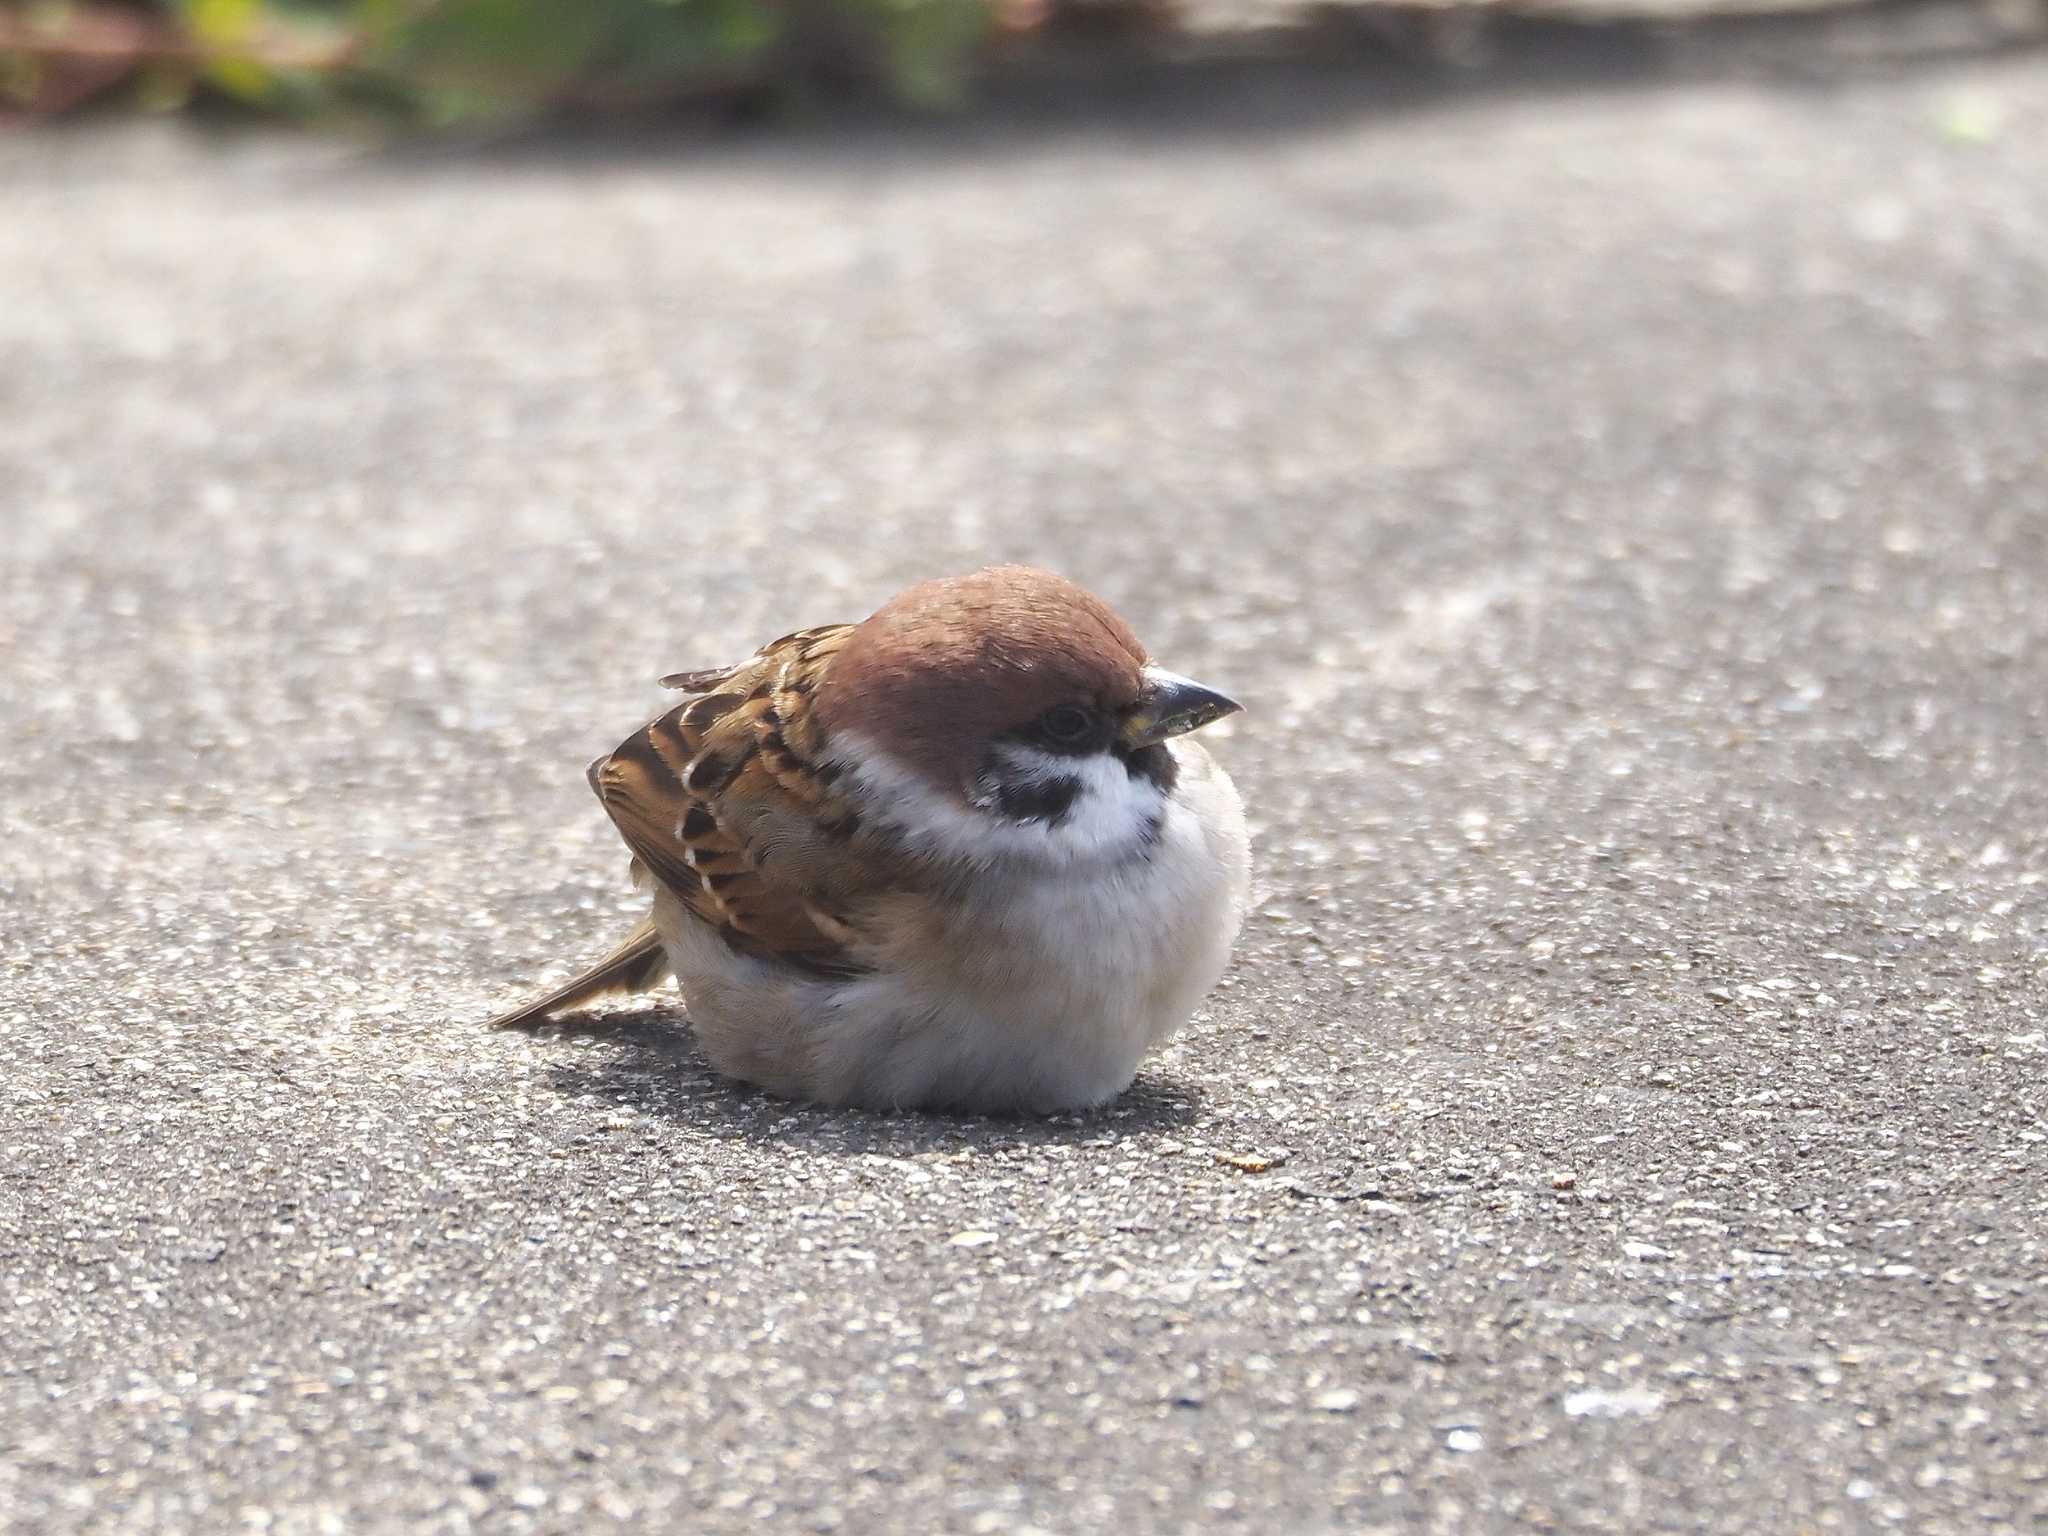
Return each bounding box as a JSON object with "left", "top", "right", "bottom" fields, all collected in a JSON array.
[{"left": 510, "top": 1005, "right": 1208, "bottom": 1152}]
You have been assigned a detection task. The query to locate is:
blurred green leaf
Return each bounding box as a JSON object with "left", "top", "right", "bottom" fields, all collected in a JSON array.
[
  {"left": 367, "top": 0, "right": 617, "bottom": 119},
  {"left": 582, "top": 0, "right": 781, "bottom": 106},
  {"left": 12, "top": 0, "right": 1006, "bottom": 125},
  {"left": 860, "top": 0, "right": 985, "bottom": 107},
  {"left": 132, "top": 60, "right": 199, "bottom": 110},
  {"left": 1, "top": 49, "right": 47, "bottom": 108},
  {"left": 180, "top": 0, "right": 272, "bottom": 99},
  {"left": 185, "top": 0, "right": 262, "bottom": 37}
]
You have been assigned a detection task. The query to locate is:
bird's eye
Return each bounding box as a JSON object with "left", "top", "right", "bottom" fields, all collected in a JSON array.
[{"left": 1037, "top": 704, "right": 1095, "bottom": 745}]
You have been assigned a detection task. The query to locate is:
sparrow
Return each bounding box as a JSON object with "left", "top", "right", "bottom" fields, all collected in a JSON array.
[{"left": 489, "top": 565, "right": 1251, "bottom": 1114}]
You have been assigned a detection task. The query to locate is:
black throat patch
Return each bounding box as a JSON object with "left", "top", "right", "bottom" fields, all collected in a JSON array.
[{"left": 1118, "top": 742, "right": 1178, "bottom": 793}]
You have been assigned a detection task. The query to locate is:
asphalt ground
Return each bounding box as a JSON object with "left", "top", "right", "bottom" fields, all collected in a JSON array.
[{"left": 4, "top": 49, "right": 2047, "bottom": 1536}]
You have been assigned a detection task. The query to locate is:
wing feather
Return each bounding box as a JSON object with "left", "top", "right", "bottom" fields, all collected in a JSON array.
[{"left": 592, "top": 625, "right": 879, "bottom": 978}]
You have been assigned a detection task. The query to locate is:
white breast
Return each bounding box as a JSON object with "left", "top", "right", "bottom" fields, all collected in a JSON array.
[{"left": 652, "top": 738, "right": 1251, "bottom": 1112}]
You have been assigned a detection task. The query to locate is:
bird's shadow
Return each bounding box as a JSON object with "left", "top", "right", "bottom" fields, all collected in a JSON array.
[{"left": 512, "top": 1006, "right": 1206, "bottom": 1155}]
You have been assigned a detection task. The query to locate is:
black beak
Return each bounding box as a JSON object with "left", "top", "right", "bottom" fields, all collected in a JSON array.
[{"left": 1120, "top": 667, "right": 1244, "bottom": 750}]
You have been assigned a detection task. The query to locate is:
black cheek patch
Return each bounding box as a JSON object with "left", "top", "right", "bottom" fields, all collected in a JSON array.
[{"left": 993, "top": 774, "right": 1083, "bottom": 827}]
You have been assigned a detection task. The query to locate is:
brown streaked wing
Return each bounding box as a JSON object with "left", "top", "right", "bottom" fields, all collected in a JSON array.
[
  {"left": 658, "top": 665, "right": 739, "bottom": 692},
  {"left": 592, "top": 634, "right": 876, "bottom": 977},
  {"left": 659, "top": 622, "right": 854, "bottom": 692}
]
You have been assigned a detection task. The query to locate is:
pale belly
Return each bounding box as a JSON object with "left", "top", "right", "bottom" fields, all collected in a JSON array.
[{"left": 658, "top": 742, "right": 1251, "bottom": 1112}]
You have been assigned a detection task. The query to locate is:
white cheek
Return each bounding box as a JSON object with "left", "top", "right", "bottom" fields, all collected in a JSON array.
[{"left": 828, "top": 732, "right": 1165, "bottom": 869}]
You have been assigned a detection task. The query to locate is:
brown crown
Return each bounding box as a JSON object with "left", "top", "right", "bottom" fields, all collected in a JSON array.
[{"left": 815, "top": 566, "right": 1149, "bottom": 794}]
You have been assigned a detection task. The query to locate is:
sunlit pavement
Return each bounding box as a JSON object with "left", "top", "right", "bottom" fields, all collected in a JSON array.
[{"left": 4, "top": 53, "right": 2046, "bottom": 1534}]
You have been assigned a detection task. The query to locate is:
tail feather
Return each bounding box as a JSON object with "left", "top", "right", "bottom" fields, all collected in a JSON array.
[{"left": 486, "top": 918, "right": 672, "bottom": 1029}]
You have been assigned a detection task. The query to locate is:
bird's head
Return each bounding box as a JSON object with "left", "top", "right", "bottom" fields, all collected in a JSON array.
[{"left": 815, "top": 566, "right": 1241, "bottom": 865}]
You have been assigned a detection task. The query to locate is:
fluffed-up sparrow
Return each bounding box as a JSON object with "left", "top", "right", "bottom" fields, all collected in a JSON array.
[{"left": 489, "top": 565, "right": 1251, "bottom": 1113}]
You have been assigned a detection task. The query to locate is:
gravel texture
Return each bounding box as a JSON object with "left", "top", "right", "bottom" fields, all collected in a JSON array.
[{"left": 5, "top": 53, "right": 2048, "bottom": 1536}]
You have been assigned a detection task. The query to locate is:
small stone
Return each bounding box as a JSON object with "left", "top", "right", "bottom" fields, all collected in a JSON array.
[
  {"left": 1445, "top": 1428, "right": 1484, "bottom": 1453},
  {"left": 948, "top": 1230, "right": 997, "bottom": 1248},
  {"left": 1313, "top": 1388, "right": 1361, "bottom": 1414},
  {"left": 1563, "top": 1387, "right": 1664, "bottom": 1419},
  {"left": 1623, "top": 1241, "right": 1671, "bottom": 1260},
  {"left": 1550, "top": 1172, "right": 1578, "bottom": 1191},
  {"left": 1216, "top": 1151, "right": 1290, "bottom": 1174}
]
